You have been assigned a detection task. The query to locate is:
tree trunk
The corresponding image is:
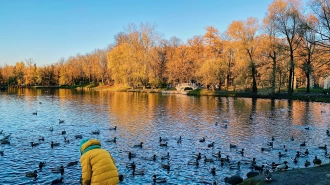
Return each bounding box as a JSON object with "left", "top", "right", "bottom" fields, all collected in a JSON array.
[
  {"left": 271, "top": 51, "right": 277, "bottom": 94},
  {"left": 288, "top": 52, "right": 294, "bottom": 94},
  {"left": 251, "top": 62, "right": 257, "bottom": 93}
]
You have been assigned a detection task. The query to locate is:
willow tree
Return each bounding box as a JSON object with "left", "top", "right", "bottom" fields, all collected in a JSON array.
[
  {"left": 108, "top": 23, "right": 160, "bottom": 88},
  {"left": 227, "top": 17, "right": 260, "bottom": 93},
  {"left": 107, "top": 43, "right": 133, "bottom": 85}
]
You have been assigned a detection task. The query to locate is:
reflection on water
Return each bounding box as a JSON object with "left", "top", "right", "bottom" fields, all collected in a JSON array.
[{"left": 0, "top": 88, "right": 330, "bottom": 184}]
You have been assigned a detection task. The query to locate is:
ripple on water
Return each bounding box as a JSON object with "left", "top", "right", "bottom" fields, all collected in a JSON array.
[{"left": 0, "top": 91, "right": 330, "bottom": 184}]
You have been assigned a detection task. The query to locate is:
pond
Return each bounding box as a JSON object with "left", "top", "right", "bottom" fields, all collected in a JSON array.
[{"left": 0, "top": 88, "right": 329, "bottom": 184}]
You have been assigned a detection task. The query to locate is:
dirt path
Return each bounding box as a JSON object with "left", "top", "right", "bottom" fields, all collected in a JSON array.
[{"left": 241, "top": 164, "right": 330, "bottom": 185}]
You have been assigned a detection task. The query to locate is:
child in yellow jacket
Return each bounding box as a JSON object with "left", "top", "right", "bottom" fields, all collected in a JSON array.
[{"left": 80, "top": 138, "right": 120, "bottom": 185}]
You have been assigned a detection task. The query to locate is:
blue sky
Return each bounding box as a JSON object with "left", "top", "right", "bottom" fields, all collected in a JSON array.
[{"left": 0, "top": 0, "right": 273, "bottom": 66}]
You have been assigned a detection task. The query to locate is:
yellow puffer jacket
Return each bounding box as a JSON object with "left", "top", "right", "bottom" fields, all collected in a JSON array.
[{"left": 80, "top": 139, "right": 119, "bottom": 185}]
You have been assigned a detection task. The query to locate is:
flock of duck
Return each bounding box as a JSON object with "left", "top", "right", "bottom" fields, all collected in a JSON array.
[
  {"left": 113, "top": 120, "right": 330, "bottom": 185},
  {"left": 1, "top": 111, "right": 330, "bottom": 185},
  {"left": 0, "top": 118, "right": 79, "bottom": 185}
]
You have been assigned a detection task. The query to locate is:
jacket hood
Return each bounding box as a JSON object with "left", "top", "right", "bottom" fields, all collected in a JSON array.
[{"left": 80, "top": 138, "right": 102, "bottom": 155}]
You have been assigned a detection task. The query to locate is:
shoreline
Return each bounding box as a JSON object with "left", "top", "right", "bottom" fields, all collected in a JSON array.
[{"left": 3, "top": 86, "right": 330, "bottom": 103}]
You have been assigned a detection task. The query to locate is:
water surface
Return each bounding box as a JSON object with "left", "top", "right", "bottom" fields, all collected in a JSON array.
[{"left": 0, "top": 88, "right": 329, "bottom": 184}]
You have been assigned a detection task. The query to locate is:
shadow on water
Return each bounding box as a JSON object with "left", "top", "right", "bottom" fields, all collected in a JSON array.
[{"left": 0, "top": 88, "right": 330, "bottom": 184}]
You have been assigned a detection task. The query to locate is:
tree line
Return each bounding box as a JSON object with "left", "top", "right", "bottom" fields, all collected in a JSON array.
[{"left": 0, "top": 0, "right": 329, "bottom": 94}]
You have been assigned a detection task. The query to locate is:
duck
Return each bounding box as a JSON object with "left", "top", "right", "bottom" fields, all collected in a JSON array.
[
  {"left": 220, "top": 124, "right": 228, "bottom": 129},
  {"left": 51, "top": 177, "right": 63, "bottom": 185},
  {"left": 264, "top": 169, "right": 272, "bottom": 181},
  {"left": 61, "top": 130, "right": 66, "bottom": 135},
  {"left": 177, "top": 136, "right": 182, "bottom": 143},
  {"left": 276, "top": 161, "right": 289, "bottom": 171},
  {"left": 106, "top": 137, "right": 116, "bottom": 143},
  {"left": 300, "top": 141, "right": 306, "bottom": 146},
  {"left": 64, "top": 137, "right": 70, "bottom": 143},
  {"left": 267, "top": 141, "right": 273, "bottom": 147},
  {"left": 161, "top": 162, "right": 170, "bottom": 170},
  {"left": 229, "top": 144, "right": 237, "bottom": 148},
  {"left": 132, "top": 169, "right": 145, "bottom": 176},
  {"left": 283, "top": 145, "right": 288, "bottom": 152},
  {"left": 269, "top": 162, "right": 281, "bottom": 170},
  {"left": 319, "top": 144, "right": 327, "bottom": 150},
  {"left": 142, "top": 154, "right": 157, "bottom": 161},
  {"left": 128, "top": 152, "right": 137, "bottom": 160},
  {"left": 204, "top": 156, "right": 214, "bottom": 163},
  {"left": 212, "top": 151, "right": 221, "bottom": 159},
  {"left": 51, "top": 166, "right": 64, "bottom": 175},
  {"left": 220, "top": 155, "right": 230, "bottom": 163},
  {"left": 32, "top": 111, "right": 37, "bottom": 115},
  {"left": 236, "top": 148, "right": 244, "bottom": 155},
  {"left": 49, "top": 127, "right": 53, "bottom": 132},
  {"left": 0, "top": 139, "right": 10, "bottom": 144},
  {"left": 51, "top": 141, "right": 60, "bottom": 148},
  {"left": 67, "top": 161, "right": 78, "bottom": 167},
  {"left": 159, "top": 142, "right": 168, "bottom": 147},
  {"left": 261, "top": 147, "right": 272, "bottom": 152},
  {"left": 38, "top": 136, "right": 44, "bottom": 141},
  {"left": 187, "top": 158, "right": 199, "bottom": 167},
  {"left": 291, "top": 136, "right": 294, "bottom": 141},
  {"left": 161, "top": 152, "right": 170, "bottom": 160},
  {"left": 152, "top": 174, "right": 167, "bottom": 183},
  {"left": 25, "top": 170, "right": 38, "bottom": 178},
  {"left": 132, "top": 169, "right": 144, "bottom": 176},
  {"left": 91, "top": 130, "right": 100, "bottom": 135},
  {"left": 271, "top": 136, "right": 275, "bottom": 141},
  {"left": 126, "top": 162, "right": 136, "bottom": 169},
  {"left": 326, "top": 129, "right": 329, "bottom": 135},
  {"left": 305, "top": 126, "right": 310, "bottom": 130},
  {"left": 109, "top": 126, "right": 117, "bottom": 130},
  {"left": 224, "top": 175, "right": 243, "bottom": 185},
  {"left": 304, "top": 160, "right": 311, "bottom": 167},
  {"left": 207, "top": 142, "right": 215, "bottom": 148},
  {"left": 304, "top": 149, "right": 309, "bottom": 155},
  {"left": 291, "top": 156, "right": 298, "bottom": 163},
  {"left": 313, "top": 156, "right": 322, "bottom": 165},
  {"left": 253, "top": 164, "right": 264, "bottom": 172},
  {"left": 229, "top": 161, "right": 241, "bottom": 169},
  {"left": 38, "top": 162, "right": 46, "bottom": 169},
  {"left": 159, "top": 137, "right": 168, "bottom": 143},
  {"left": 74, "top": 134, "right": 82, "bottom": 139},
  {"left": 192, "top": 152, "right": 202, "bottom": 161},
  {"left": 58, "top": 119, "right": 65, "bottom": 124},
  {"left": 31, "top": 142, "right": 40, "bottom": 147},
  {"left": 210, "top": 167, "right": 216, "bottom": 175},
  {"left": 134, "top": 142, "right": 143, "bottom": 148},
  {"left": 325, "top": 151, "right": 330, "bottom": 158},
  {"left": 199, "top": 137, "right": 205, "bottom": 142},
  {"left": 278, "top": 152, "right": 287, "bottom": 157}
]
